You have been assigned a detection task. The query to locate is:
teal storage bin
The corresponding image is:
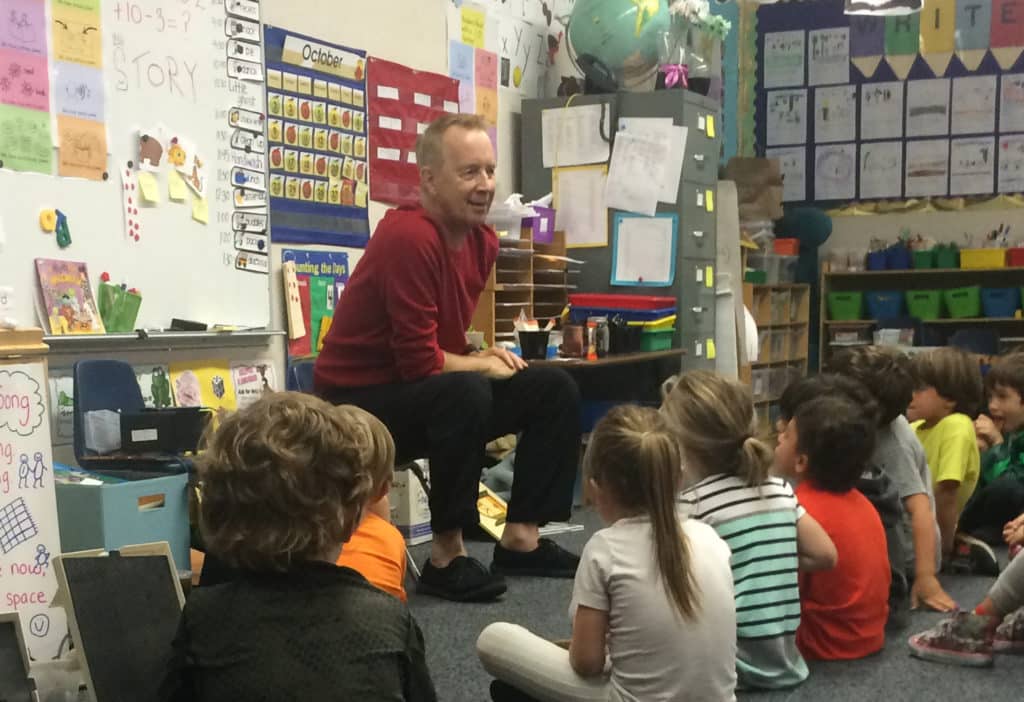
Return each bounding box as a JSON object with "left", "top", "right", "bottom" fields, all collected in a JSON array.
[
  {"left": 641, "top": 329, "right": 674, "bottom": 351},
  {"left": 943, "top": 286, "right": 982, "bottom": 319},
  {"left": 55, "top": 469, "right": 190, "bottom": 573}
]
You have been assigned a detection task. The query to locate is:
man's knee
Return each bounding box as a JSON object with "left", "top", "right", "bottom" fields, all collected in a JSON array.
[
  {"left": 438, "top": 371, "right": 493, "bottom": 419},
  {"left": 526, "top": 367, "right": 581, "bottom": 410}
]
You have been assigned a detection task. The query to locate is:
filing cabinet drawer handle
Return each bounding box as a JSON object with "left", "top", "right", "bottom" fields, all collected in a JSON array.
[
  {"left": 693, "top": 153, "right": 705, "bottom": 163},
  {"left": 692, "top": 230, "right": 704, "bottom": 238},
  {"left": 692, "top": 306, "right": 706, "bottom": 314}
]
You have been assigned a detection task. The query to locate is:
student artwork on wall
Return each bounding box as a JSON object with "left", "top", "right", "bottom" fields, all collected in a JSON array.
[
  {"left": 367, "top": 57, "right": 459, "bottom": 207},
  {"left": 264, "top": 27, "right": 370, "bottom": 247},
  {"left": 755, "top": 0, "right": 1024, "bottom": 204}
]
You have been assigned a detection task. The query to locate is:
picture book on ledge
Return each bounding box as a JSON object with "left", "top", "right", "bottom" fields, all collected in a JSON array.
[{"left": 35, "top": 259, "right": 105, "bottom": 335}]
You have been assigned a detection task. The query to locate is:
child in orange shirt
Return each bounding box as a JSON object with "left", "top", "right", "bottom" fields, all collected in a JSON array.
[
  {"left": 774, "top": 394, "right": 891, "bottom": 660},
  {"left": 336, "top": 408, "right": 408, "bottom": 601}
]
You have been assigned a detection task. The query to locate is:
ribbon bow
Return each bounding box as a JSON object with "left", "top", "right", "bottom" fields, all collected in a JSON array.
[{"left": 660, "top": 64, "right": 689, "bottom": 88}]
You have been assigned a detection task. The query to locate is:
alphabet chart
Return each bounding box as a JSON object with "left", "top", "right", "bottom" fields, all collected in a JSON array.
[{"left": 0, "top": 352, "right": 64, "bottom": 662}]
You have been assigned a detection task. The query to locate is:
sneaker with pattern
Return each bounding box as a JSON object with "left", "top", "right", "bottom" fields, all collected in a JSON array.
[
  {"left": 908, "top": 611, "right": 1000, "bottom": 667},
  {"left": 995, "top": 607, "right": 1024, "bottom": 654}
]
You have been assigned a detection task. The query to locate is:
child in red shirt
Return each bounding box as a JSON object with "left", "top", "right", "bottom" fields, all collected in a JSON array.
[{"left": 774, "top": 394, "right": 891, "bottom": 660}]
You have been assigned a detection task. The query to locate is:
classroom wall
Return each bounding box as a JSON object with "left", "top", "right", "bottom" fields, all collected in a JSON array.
[{"left": 262, "top": 0, "right": 521, "bottom": 371}]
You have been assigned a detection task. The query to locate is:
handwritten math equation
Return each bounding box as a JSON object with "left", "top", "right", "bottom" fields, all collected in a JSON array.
[{"left": 112, "top": 0, "right": 211, "bottom": 34}]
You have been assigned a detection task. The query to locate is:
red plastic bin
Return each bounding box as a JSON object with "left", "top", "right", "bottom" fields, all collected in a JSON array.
[
  {"left": 1009, "top": 248, "right": 1024, "bottom": 267},
  {"left": 568, "top": 294, "right": 676, "bottom": 311},
  {"left": 773, "top": 238, "right": 800, "bottom": 256}
]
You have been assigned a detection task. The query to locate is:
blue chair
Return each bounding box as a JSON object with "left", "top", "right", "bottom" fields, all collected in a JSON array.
[
  {"left": 288, "top": 359, "right": 316, "bottom": 393},
  {"left": 73, "top": 360, "right": 191, "bottom": 474}
]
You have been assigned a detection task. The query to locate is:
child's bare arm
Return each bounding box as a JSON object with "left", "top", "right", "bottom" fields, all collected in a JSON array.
[
  {"left": 569, "top": 605, "right": 609, "bottom": 678},
  {"left": 934, "top": 480, "right": 960, "bottom": 560},
  {"left": 797, "top": 513, "right": 837, "bottom": 572},
  {"left": 905, "top": 493, "right": 955, "bottom": 611}
]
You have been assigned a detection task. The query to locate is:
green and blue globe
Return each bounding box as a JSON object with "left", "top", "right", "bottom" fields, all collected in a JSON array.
[{"left": 567, "top": 0, "right": 671, "bottom": 76}]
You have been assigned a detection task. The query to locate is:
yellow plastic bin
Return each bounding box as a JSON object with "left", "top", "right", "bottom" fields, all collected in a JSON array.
[{"left": 960, "top": 248, "right": 1006, "bottom": 270}]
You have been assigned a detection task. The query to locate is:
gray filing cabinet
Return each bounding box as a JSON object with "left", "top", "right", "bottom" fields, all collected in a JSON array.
[{"left": 520, "top": 89, "right": 720, "bottom": 371}]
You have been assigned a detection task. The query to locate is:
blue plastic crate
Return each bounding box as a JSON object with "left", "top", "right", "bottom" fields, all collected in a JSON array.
[
  {"left": 865, "top": 291, "right": 904, "bottom": 320},
  {"left": 866, "top": 251, "right": 887, "bottom": 270},
  {"left": 981, "top": 288, "right": 1020, "bottom": 318}
]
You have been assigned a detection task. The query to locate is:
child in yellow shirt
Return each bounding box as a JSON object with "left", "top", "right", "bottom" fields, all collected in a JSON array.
[{"left": 908, "top": 347, "right": 997, "bottom": 576}]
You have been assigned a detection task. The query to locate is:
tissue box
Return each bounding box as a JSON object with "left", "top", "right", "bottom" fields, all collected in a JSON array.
[
  {"left": 525, "top": 206, "right": 555, "bottom": 244},
  {"left": 54, "top": 468, "right": 190, "bottom": 572},
  {"left": 390, "top": 460, "right": 431, "bottom": 545}
]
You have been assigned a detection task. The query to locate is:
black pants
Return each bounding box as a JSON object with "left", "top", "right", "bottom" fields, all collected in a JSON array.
[
  {"left": 959, "top": 475, "right": 1024, "bottom": 545},
  {"left": 322, "top": 367, "right": 581, "bottom": 533}
]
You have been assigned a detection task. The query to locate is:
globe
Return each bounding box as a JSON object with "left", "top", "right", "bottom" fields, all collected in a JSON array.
[{"left": 567, "top": 0, "right": 671, "bottom": 81}]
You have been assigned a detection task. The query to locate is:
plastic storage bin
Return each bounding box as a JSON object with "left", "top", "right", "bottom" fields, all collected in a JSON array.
[
  {"left": 770, "top": 329, "right": 789, "bottom": 360},
  {"left": 960, "top": 248, "right": 1006, "bottom": 269},
  {"left": 55, "top": 469, "right": 190, "bottom": 573},
  {"left": 944, "top": 286, "right": 982, "bottom": 318},
  {"left": 865, "top": 291, "right": 904, "bottom": 320},
  {"left": 748, "top": 253, "right": 798, "bottom": 284},
  {"left": 866, "top": 250, "right": 887, "bottom": 270},
  {"left": 1009, "top": 248, "right": 1024, "bottom": 267},
  {"left": 912, "top": 250, "right": 936, "bottom": 269},
  {"left": 568, "top": 294, "right": 675, "bottom": 310},
  {"left": 570, "top": 306, "right": 676, "bottom": 324},
  {"left": 827, "top": 292, "right": 864, "bottom": 320},
  {"left": 640, "top": 329, "right": 674, "bottom": 351},
  {"left": 906, "top": 290, "right": 943, "bottom": 320},
  {"left": 778, "top": 256, "right": 798, "bottom": 283},
  {"left": 771, "top": 290, "right": 792, "bottom": 323},
  {"left": 774, "top": 238, "right": 800, "bottom": 256},
  {"left": 981, "top": 288, "right": 1020, "bottom": 318},
  {"left": 935, "top": 246, "right": 960, "bottom": 269},
  {"left": 885, "top": 245, "right": 912, "bottom": 270},
  {"left": 752, "top": 369, "right": 770, "bottom": 401}
]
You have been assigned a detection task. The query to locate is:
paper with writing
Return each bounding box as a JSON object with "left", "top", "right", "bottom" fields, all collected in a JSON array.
[
  {"left": 906, "top": 79, "right": 951, "bottom": 138},
  {"left": 763, "top": 31, "right": 805, "bottom": 89},
  {"left": 951, "top": 76, "right": 997, "bottom": 136},
  {"left": 553, "top": 165, "right": 608, "bottom": 248},
  {"left": 949, "top": 137, "right": 995, "bottom": 196},
  {"left": 808, "top": 28, "right": 850, "bottom": 87},
  {"left": 611, "top": 214, "right": 677, "bottom": 287},
  {"left": 605, "top": 131, "right": 667, "bottom": 217},
  {"left": 1000, "top": 74, "right": 1024, "bottom": 133},
  {"left": 766, "top": 147, "right": 807, "bottom": 202},
  {"left": 859, "top": 141, "right": 903, "bottom": 200},
  {"left": 998, "top": 135, "right": 1024, "bottom": 194},
  {"left": 617, "top": 118, "right": 688, "bottom": 204},
  {"left": 815, "top": 143, "right": 856, "bottom": 201},
  {"left": 766, "top": 89, "right": 807, "bottom": 146},
  {"left": 860, "top": 81, "right": 904, "bottom": 141},
  {"left": 542, "top": 104, "right": 610, "bottom": 168},
  {"left": 905, "top": 139, "right": 949, "bottom": 197},
  {"left": 814, "top": 85, "right": 857, "bottom": 144}
]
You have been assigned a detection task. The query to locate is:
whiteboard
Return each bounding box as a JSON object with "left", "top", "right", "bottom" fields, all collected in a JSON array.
[{"left": 0, "top": 0, "right": 269, "bottom": 331}]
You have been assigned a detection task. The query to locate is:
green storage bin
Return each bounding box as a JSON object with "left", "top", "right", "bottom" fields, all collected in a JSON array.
[
  {"left": 906, "top": 290, "right": 943, "bottom": 320},
  {"left": 641, "top": 329, "right": 674, "bottom": 352},
  {"left": 943, "top": 286, "right": 981, "bottom": 319},
  {"left": 935, "top": 245, "right": 959, "bottom": 269},
  {"left": 912, "top": 250, "right": 936, "bottom": 269},
  {"left": 827, "top": 292, "right": 863, "bottom": 321},
  {"left": 744, "top": 270, "right": 767, "bottom": 284}
]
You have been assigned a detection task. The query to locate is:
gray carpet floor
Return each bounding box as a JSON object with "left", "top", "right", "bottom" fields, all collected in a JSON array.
[{"left": 408, "top": 508, "right": 1023, "bottom": 701}]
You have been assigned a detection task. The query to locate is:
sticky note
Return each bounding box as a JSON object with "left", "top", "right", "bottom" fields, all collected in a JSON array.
[
  {"left": 168, "top": 170, "right": 188, "bottom": 201},
  {"left": 461, "top": 6, "right": 485, "bottom": 48},
  {"left": 695, "top": 341, "right": 703, "bottom": 357},
  {"left": 706, "top": 115, "right": 716, "bottom": 138},
  {"left": 192, "top": 196, "right": 209, "bottom": 224},
  {"left": 137, "top": 171, "right": 161, "bottom": 203},
  {"left": 707, "top": 339, "right": 716, "bottom": 360},
  {"left": 706, "top": 190, "right": 715, "bottom": 212},
  {"left": 705, "top": 266, "right": 714, "bottom": 288},
  {"left": 695, "top": 267, "right": 703, "bottom": 283}
]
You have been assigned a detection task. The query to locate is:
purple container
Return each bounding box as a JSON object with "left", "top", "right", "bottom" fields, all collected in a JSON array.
[{"left": 526, "top": 206, "right": 556, "bottom": 244}]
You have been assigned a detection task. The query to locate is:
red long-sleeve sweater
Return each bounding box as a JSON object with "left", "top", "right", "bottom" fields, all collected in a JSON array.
[{"left": 314, "top": 206, "right": 498, "bottom": 389}]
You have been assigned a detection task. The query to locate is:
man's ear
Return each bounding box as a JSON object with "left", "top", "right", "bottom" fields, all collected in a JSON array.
[{"left": 419, "top": 166, "right": 434, "bottom": 194}]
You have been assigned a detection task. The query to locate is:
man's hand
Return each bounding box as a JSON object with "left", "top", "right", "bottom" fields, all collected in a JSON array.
[
  {"left": 911, "top": 574, "right": 956, "bottom": 612},
  {"left": 975, "top": 415, "right": 1004, "bottom": 449},
  {"left": 477, "top": 346, "right": 528, "bottom": 373},
  {"left": 480, "top": 355, "right": 517, "bottom": 380}
]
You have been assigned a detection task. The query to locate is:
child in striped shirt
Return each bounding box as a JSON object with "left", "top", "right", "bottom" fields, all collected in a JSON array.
[{"left": 663, "top": 371, "right": 837, "bottom": 690}]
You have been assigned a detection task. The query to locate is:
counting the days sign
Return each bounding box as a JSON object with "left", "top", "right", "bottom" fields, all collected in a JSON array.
[{"left": 0, "top": 357, "right": 65, "bottom": 661}]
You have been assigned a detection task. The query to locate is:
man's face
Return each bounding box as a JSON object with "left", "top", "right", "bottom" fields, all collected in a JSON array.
[{"left": 423, "top": 126, "right": 496, "bottom": 229}]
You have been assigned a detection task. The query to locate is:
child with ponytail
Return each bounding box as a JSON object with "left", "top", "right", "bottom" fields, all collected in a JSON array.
[
  {"left": 664, "top": 371, "right": 837, "bottom": 691},
  {"left": 477, "top": 404, "right": 738, "bottom": 702}
]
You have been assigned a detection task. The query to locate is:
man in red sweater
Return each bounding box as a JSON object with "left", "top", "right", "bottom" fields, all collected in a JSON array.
[{"left": 315, "top": 114, "right": 581, "bottom": 602}]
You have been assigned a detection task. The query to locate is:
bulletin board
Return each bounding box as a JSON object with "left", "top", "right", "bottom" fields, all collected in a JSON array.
[
  {"left": 754, "top": 0, "right": 1024, "bottom": 205},
  {"left": 0, "top": 0, "right": 271, "bottom": 331}
]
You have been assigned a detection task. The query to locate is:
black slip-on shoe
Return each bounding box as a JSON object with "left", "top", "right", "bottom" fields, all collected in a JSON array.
[
  {"left": 416, "top": 555, "right": 507, "bottom": 602},
  {"left": 491, "top": 538, "right": 580, "bottom": 578}
]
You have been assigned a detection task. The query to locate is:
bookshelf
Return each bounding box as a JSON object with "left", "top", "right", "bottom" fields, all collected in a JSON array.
[{"left": 750, "top": 283, "right": 810, "bottom": 434}]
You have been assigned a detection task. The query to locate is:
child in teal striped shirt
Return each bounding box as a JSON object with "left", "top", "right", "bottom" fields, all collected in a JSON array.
[{"left": 663, "top": 371, "right": 837, "bottom": 690}]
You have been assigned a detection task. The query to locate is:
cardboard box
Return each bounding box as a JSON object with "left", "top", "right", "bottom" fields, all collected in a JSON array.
[{"left": 390, "top": 460, "right": 431, "bottom": 545}]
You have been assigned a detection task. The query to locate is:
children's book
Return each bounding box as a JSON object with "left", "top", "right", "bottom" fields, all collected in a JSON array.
[
  {"left": 35, "top": 259, "right": 106, "bottom": 335},
  {"left": 169, "top": 360, "right": 237, "bottom": 413},
  {"left": 477, "top": 483, "right": 583, "bottom": 540},
  {"left": 48, "top": 373, "right": 75, "bottom": 446},
  {"left": 230, "top": 362, "right": 278, "bottom": 410},
  {"left": 135, "top": 366, "right": 175, "bottom": 409}
]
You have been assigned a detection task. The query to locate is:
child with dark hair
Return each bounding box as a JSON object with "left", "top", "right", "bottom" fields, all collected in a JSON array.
[
  {"left": 778, "top": 374, "right": 913, "bottom": 627},
  {"left": 964, "top": 352, "right": 1024, "bottom": 546},
  {"left": 908, "top": 347, "right": 995, "bottom": 575},
  {"left": 774, "top": 394, "right": 890, "bottom": 660},
  {"left": 830, "top": 347, "right": 952, "bottom": 612}
]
